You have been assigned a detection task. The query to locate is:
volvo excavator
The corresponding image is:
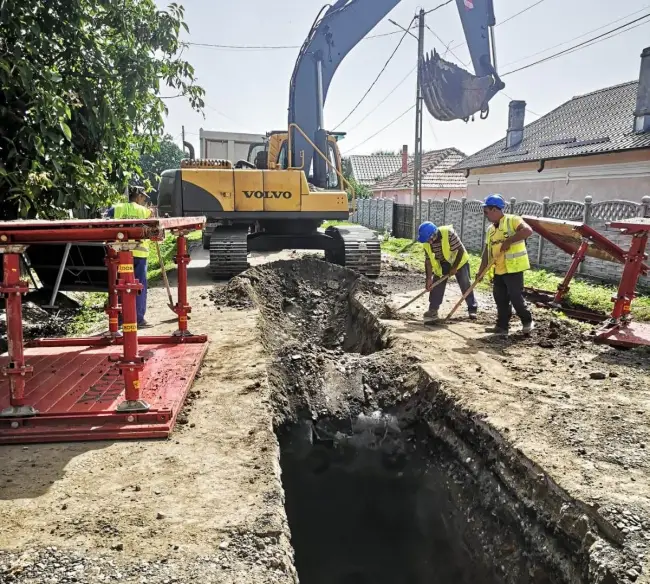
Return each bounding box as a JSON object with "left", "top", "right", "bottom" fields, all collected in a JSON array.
[{"left": 157, "top": 0, "right": 504, "bottom": 279}]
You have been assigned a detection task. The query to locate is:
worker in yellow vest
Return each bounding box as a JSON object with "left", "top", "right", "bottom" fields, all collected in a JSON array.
[
  {"left": 418, "top": 221, "right": 477, "bottom": 324},
  {"left": 478, "top": 194, "right": 534, "bottom": 336},
  {"left": 105, "top": 186, "right": 152, "bottom": 327}
]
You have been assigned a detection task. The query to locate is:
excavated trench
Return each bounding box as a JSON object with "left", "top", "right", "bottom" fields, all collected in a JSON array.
[{"left": 235, "top": 258, "right": 624, "bottom": 584}]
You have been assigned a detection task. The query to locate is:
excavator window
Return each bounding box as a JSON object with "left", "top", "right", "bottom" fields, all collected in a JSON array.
[
  {"left": 326, "top": 142, "right": 340, "bottom": 190},
  {"left": 248, "top": 144, "right": 266, "bottom": 167}
]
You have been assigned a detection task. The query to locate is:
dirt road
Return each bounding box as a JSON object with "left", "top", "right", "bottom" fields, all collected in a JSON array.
[{"left": 1, "top": 247, "right": 649, "bottom": 583}]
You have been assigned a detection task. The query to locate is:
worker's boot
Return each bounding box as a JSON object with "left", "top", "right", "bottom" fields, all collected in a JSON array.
[
  {"left": 423, "top": 309, "right": 439, "bottom": 324},
  {"left": 522, "top": 320, "right": 535, "bottom": 335},
  {"left": 485, "top": 326, "right": 508, "bottom": 336}
]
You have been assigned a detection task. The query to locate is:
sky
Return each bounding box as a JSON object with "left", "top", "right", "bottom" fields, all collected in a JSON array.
[{"left": 157, "top": 0, "right": 650, "bottom": 158}]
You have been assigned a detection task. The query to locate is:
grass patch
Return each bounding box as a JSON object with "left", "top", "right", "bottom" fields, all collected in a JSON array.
[
  {"left": 381, "top": 236, "right": 650, "bottom": 321},
  {"left": 147, "top": 230, "right": 202, "bottom": 281},
  {"left": 321, "top": 220, "right": 354, "bottom": 230},
  {"left": 68, "top": 292, "right": 108, "bottom": 336}
]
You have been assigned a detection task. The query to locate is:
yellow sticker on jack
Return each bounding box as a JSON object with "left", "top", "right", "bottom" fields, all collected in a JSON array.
[
  {"left": 122, "top": 323, "right": 137, "bottom": 333},
  {"left": 118, "top": 264, "right": 134, "bottom": 273},
  {"left": 133, "top": 380, "right": 141, "bottom": 389}
]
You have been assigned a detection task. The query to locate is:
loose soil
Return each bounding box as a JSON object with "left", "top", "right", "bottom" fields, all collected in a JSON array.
[{"left": 1, "top": 249, "right": 649, "bottom": 584}]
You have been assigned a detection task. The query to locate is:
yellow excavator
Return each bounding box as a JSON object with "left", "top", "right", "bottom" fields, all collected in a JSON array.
[{"left": 157, "top": 0, "right": 504, "bottom": 279}]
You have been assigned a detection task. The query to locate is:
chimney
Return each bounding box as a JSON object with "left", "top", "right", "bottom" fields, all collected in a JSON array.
[
  {"left": 634, "top": 47, "right": 650, "bottom": 133},
  {"left": 506, "top": 100, "right": 526, "bottom": 149},
  {"left": 401, "top": 145, "right": 408, "bottom": 175}
]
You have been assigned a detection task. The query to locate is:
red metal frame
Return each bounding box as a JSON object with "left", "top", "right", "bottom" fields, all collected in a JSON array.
[
  {"left": 523, "top": 216, "right": 649, "bottom": 307},
  {"left": 0, "top": 216, "right": 208, "bottom": 442},
  {"left": 595, "top": 219, "right": 650, "bottom": 348}
]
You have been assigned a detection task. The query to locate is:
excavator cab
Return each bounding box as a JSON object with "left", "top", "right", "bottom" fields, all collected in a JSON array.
[{"left": 248, "top": 131, "right": 344, "bottom": 191}]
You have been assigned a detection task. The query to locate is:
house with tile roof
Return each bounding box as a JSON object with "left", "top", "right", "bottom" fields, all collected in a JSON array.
[
  {"left": 372, "top": 148, "right": 467, "bottom": 204},
  {"left": 452, "top": 47, "right": 650, "bottom": 204},
  {"left": 348, "top": 153, "right": 406, "bottom": 186}
]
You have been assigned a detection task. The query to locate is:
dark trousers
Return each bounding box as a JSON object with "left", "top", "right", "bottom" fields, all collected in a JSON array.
[
  {"left": 429, "top": 262, "right": 478, "bottom": 313},
  {"left": 134, "top": 258, "right": 148, "bottom": 324},
  {"left": 493, "top": 272, "right": 532, "bottom": 330}
]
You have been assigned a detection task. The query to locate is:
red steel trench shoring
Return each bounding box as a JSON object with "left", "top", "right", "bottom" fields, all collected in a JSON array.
[{"left": 0, "top": 216, "right": 208, "bottom": 443}]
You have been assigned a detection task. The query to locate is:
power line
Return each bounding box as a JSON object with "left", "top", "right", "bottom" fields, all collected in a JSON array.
[
  {"left": 342, "top": 105, "right": 415, "bottom": 155},
  {"left": 498, "top": 0, "right": 547, "bottom": 27},
  {"left": 425, "top": 24, "right": 469, "bottom": 66},
  {"left": 187, "top": 29, "right": 407, "bottom": 52},
  {"left": 500, "top": 4, "right": 650, "bottom": 68},
  {"left": 346, "top": 65, "right": 417, "bottom": 132},
  {"left": 333, "top": 17, "right": 415, "bottom": 130},
  {"left": 424, "top": 0, "right": 454, "bottom": 16},
  {"left": 500, "top": 91, "right": 541, "bottom": 117},
  {"left": 448, "top": 0, "right": 551, "bottom": 54},
  {"left": 502, "top": 13, "right": 650, "bottom": 77}
]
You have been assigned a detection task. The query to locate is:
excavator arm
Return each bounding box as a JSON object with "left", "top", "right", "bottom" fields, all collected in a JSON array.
[{"left": 288, "top": 0, "right": 504, "bottom": 187}]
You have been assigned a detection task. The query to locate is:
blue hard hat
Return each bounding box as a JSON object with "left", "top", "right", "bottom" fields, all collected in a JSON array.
[
  {"left": 417, "top": 221, "right": 438, "bottom": 243},
  {"left": 482, "top": 194, "right": 506, "bottom": 209}
]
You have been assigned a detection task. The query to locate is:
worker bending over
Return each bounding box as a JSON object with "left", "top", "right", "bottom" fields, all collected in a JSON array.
[
  {"left": 418, "top": 221, "right": 478, "bottom": 323},
  {"left": 478, "top": 194, "right": 534, "bottom": 335},
  {"left": 105, "top": 186, "right": 152, "bottom": 327}
]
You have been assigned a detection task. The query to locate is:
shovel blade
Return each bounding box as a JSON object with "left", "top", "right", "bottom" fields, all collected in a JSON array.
[{"left": 420, "top": 50, "right": 500, "bottom": 122}]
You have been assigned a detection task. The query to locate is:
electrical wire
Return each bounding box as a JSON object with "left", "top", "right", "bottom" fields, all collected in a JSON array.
[
  {"left": 499, "top": 91, "right": 540, "bottom": 117},
  {"left": 501, "top": 13, "right": 650, "bottom": 77},
  {"left": 187, "top": 29, "right": 408, "bottom": 51},
  {"left": 345, "top": 65, "right": 418, "bottom": 133},
  {"left": 500, "top": 4, "right": 650, "bottom": 68},
  {"left": 425, "top": 24, "right": 469, "bottom": 66},
  {"left": 497, "top": 0, "right": 547, "bottom": 27},
  {"left": 342, "top": 105, "right": 415, "bottom": 155},
  {"left": 333, "top": 17, "right": 415, "bottom": 130},
  {"left": 424, "top": 0, "right": 454, "bottom": 16}
]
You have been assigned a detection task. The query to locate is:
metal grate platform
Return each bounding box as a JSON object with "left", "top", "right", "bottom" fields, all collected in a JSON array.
[{"left": 0, "top": 341, "right": 207, "bottom": 443}]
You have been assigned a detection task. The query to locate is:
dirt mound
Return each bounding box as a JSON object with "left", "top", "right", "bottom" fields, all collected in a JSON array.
[{"left": 209, "top": 277, "right": 254, "bottom": 310}]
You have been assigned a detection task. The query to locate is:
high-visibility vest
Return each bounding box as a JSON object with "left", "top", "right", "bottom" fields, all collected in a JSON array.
[
  {"left": 487, "top": 214, "right": 530, "bottom": 273},
  {"left": 113, "top": 202, "right": 151, "bottom": 259},
  {"left": 423, "top": 225, "right": 469, "bottom": 277}
]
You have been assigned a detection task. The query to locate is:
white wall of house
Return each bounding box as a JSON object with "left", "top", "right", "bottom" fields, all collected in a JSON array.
[{"left": 467, "top": 160, "right": 650, "bottom": 203}]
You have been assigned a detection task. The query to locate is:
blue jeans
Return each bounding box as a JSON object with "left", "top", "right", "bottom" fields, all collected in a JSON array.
[
  {"left": 429, "top": 261, "right": 478, "bottom": 313},
  {"left": 134, "top": 258, "right": 147, "bottom": 324}
]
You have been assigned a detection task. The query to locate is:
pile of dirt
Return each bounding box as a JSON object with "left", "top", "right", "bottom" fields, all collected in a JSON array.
[
  {"left": 0, "top": 299, "right": 75, "bottom": 354},
  {"left": 209, "top": 277, "right": 255, "bottom": 310}
]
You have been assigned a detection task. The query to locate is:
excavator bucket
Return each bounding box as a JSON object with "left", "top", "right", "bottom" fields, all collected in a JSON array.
[{"left": 419, "top": 49, "right": 501, "bottom": 122}]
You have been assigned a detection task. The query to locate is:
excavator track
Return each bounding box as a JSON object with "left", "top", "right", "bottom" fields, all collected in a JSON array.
[
  {"left": 208, "top": 227, "right": 249, "bottom": 279},
  {"left": 325, "top": 225, "right": 381, "bottom": 278}
]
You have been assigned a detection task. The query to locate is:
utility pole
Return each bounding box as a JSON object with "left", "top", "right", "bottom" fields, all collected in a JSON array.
[
  {"left": 412, "top": 8, "right": 425, "bottom": 240},
  {"left": 181, "top": 125, "right": 186, "bottom": 152}
]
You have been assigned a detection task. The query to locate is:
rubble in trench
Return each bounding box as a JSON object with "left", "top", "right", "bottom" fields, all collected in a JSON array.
[{"left": 217, "top": 257, "right": 645, "bottom": 584}]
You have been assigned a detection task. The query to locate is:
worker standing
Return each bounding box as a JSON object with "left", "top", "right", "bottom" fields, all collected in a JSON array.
[
  {"left": 478, "top": 194, "right": 534, "bottom": 335},
  {"left": 418, "top": 221, "right": 478, "bottom": 323},
  {"left": 105, "top": 186, "right": 152, "bottom": 327}
]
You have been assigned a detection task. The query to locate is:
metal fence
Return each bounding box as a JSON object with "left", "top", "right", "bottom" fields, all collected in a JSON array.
[{"left": 352, "top": 195, "right": 650, "bottom": 286}]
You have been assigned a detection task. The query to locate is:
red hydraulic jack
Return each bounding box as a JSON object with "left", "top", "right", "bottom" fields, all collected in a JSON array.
[
  {"left": 595, "top": 219, "right": 650, "bottom": 348},
  {"left": 0, "top": 216, "right": 208, "bottom": 443}
]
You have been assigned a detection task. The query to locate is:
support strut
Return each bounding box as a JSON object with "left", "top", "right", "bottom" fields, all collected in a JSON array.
[
  {"left": 0, "top": 245, "right": 36, "bottom": 417},
  {"left": 112, "top": 245, "right": 148, "bottom": 413}
]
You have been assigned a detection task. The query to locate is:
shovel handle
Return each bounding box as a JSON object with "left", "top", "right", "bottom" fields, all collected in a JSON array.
[
  {"left": 444, "top": 258, "right": 498, "bottom": 321},
  {"left": 396, "top": 275, "right": 449, "bottom": 311}
]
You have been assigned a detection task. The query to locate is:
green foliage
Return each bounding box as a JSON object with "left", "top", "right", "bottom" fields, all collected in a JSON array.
[
  {"left": 137, "top": 134, "right": 185, "bottom": 201},
  {"left": 381, "top": 236, "right": 650, "bottom": 321},
  {"left": 0, "top": 0, "right": 204, "bottom": 219},
  {"left": 345, "top": 176, "right": 373, "bottom": 202},
  {"left": 147, "top": 230, "right": 201, "bottom": 281}
]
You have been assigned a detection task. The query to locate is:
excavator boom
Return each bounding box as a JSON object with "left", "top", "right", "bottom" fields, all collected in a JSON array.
[{"left": 289, "top": 0, "right": 504, "bottom": 185}]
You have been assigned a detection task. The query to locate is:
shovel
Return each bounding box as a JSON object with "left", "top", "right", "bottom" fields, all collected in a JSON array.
[
  {"left": 395, "top": 275, "right": 450, "bottom": 312},
  {"left": 444, "top": 257, "right": 499, "bottom": 321},
  {"left": 154, "top": 240, "right": 175, "bottom": 311}
]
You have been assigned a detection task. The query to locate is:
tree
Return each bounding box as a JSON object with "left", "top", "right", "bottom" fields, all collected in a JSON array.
[
  {"left": 137, "top": 134, "right": 185, "bottom": 200},
  {"left": 0, "top": 0, "right": 204, "bottom": 219},
  {"left": 345, "top": 177, "right": 373, "bottom": 202}
]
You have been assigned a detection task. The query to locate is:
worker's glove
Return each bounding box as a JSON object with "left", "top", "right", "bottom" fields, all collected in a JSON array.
[
  {"left": 425, "top": 277, "right": 434, "bottom": 292},
  {"left": 448, "top": 268, "right": 457, "bottom": 278}
]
